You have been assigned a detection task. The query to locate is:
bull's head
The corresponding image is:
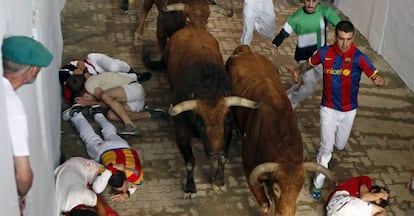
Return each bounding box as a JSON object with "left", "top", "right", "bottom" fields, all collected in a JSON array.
[
  {"left": 249, "top": 162, "right": 336, "bottom": 216},
  {"left": 170, "top": 96, "right": 260, "bottom": 191},
  {"left": 162, "top": 0, "right": 233, "bottom": 29},
  {"left": 169, "top": 96, "right": 260, "bottom": 153},
  {"left": 168, "top": 96, "right": 261, "bottom": 116}
]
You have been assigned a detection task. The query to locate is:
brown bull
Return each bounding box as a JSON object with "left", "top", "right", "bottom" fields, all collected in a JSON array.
[
  {"left": 165, "top": 26, "right": 259, "bottom": 198},
  {"left": 135, "top": 0, "right": 233, "bottom": 50},
  {"left": 225, "top": 45, "right": 336, "bottom": 215}
]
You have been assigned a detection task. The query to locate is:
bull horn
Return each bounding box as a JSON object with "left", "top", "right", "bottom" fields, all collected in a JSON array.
[
  {"left": 168, "top": 100, "right": 198, "bottom": 116},
  {"left": 162, "top": 3, "right": 185, "bottom": 12},
  {"left": 303, "top": 162, "right": 338, "bottom": 184},
  {"left": 249, "top": 162, "right": 280, "bottom": 188},
  {"left": 225, "top": 96, "right": 261, "bottom": 109}
]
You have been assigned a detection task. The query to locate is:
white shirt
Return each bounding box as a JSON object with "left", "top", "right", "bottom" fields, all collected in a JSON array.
[
  {"left": 85, "top": 72, "right": 137, "bottom": 96},
  {"left": 3, "top": 77, "right": 29, "bottom": 156},
  {"left": 55, "top": 157, "right": 112, "bottom": 215}
]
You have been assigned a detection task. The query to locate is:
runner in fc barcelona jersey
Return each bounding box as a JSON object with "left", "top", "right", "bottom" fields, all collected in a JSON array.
[{"left": 286, "top": 21, "right": 385, "bottom": 200}]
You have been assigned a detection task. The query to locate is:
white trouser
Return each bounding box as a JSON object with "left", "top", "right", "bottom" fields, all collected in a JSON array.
[
  {"left": 326, "top": 191, "right": 372, "bottom": 216},
  {"left": 71, "top": 112, "right": 130, "bottom": 162},
  {"left": 121, "top": 82, "right": 146, "bottom": 112},
  {"left": 286, "top": 62, "right": 323, "bottom": 109},
  {"left": 240, "top": 0, "right": 275, "bottom": 45},
  {"left": 314, "top": 106, "right": 357, "bottom": 188},
  {"left": 86, "top": 53, "right": 131, "bottom": 74}
]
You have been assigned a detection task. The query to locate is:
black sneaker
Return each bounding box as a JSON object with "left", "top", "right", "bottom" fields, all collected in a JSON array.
[
  {"left": 144, "top": 106, "right": 168, "bottom": 120},
  {"left": 62, "top": 104, "right": 84, "bottom": 121},
  {"left": 136, "top": 72, "right": 152, "bottom": 83},
  {"left": 118, "top": 124, "right": 142, "bottom": 137},
  {"left": 89, "top": 105, "right": 103, "bottom": 116},
  {"left": 127, "top": 67, "right": 135, "bottom": 74}
]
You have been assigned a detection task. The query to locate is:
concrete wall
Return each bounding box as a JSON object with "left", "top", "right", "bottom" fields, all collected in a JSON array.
[
  {"left": 0, "top": 0, "right": 64, "bottom": 215},
  {"left": 335, "top": 0, "right": 414, "bottom": 92}
]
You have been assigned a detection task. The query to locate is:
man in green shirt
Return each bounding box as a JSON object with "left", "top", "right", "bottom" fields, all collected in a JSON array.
[{"left": 267, "top": 0, "right": 341, "bottom": 109}]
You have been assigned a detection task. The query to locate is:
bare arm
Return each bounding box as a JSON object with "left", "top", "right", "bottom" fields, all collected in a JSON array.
[
  {"left": 74, "top": 92, "right": 107, "bottom": 107},
  {"left": 297, "top": 61, "right": 315, "bottom": 74},
  {"left": 285, "top": 61, "right": 315, "bottom": 83},
  {"left": 74, "top": 96, "right": 106, "bottom": 107},
  {"left": 95, "top": 195, "right": 108, "bottom": 216},
  {"left": 14, "top": 156, "right": 33, "bottom": 196}
]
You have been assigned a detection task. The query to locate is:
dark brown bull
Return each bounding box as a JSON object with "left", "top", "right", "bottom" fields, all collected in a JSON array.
[
  {"left": 225, "top": 45, "right": 336, "bottom": 215},
  {"left": 165, "top": 24, "right": 259, "bottom": 197},
  {"left": 135, "top": 0, "right": 233, "bottom": 50}
]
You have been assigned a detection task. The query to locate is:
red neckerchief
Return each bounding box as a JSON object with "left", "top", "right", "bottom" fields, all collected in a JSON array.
[{"left": 332, "top": 42, "right": 356, "bottom": 59}]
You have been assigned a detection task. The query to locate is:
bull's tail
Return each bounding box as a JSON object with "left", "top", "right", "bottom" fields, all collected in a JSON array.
[{"left": 141, "top": 41, "right": 165, "bottom": 71}]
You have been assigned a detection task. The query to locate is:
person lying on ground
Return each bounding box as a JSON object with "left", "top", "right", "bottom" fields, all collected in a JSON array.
[
  {"left": 326, "top": 175, "right": 390, "bottom": 216},
  {"left": 65, "top": 72, "right": 166, "bottom": 136},
  {"left": 60, "top": 53, "right": 152, "bottom": 105},
  {"left": 62, "top": 105, "right": 145, "bottom": 202},
  {"left": 55, "top": 157, "right": 123, "bottom": 216}
]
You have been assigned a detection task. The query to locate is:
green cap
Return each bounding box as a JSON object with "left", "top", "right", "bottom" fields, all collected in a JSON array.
[{"left": 2, "top": 36, "right": 53, "bottom": 67}]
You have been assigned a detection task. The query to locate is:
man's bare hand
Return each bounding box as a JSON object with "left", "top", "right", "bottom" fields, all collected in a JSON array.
[
  {"left": 73, "top": 68, "right": 83, "bottom": 75},
  {"left": 77, "top": 60, "right": 86, "bottom": 71},
  {"left": 263, "top": 44, "right": 278, "bottom": 57},
  {"left": 109, "top": 193, "right": 128, "bottom": 202},
  {"left": 285, "top": 65, "right": 301, "bottom": 83},
  {"left": 74, "top": 97, "right": 88, "bottom": 106},
  {"left": 373, "top": 74, "right": 385, "bottom": 87}
]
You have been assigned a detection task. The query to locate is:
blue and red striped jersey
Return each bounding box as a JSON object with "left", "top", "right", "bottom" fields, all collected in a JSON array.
[{"left": 309, "top": 43, "right": 378, "bottom": 111}]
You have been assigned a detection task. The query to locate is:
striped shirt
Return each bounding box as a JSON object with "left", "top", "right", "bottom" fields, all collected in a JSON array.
[
  {"left": 273, "top": 5, "right": 341, "bottom": 61},
  {"left": 310, "top": 43, "right": 378, "bottom": 111},
  {"left": 100, "top": 148, "right": 144, "bottom": 185}
]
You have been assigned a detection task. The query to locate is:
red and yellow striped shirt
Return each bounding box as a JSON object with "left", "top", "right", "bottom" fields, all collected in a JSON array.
[{"left": 100, "top": 148, "right": 143, "bottom": 185}]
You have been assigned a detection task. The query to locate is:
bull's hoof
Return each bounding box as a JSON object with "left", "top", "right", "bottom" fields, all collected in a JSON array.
[
  {"left": 183, "top": 192, "right": 196, "bottom": 199},
  {"left": 212, "top": 183, "right": 227, "bottom": 192},
  {"left": 183, "top": 180, "right": 196, "bottom": 198}
]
